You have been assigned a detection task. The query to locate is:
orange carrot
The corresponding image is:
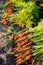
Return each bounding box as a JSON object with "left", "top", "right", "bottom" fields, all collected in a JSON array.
[
  {"left": 16, "top": 50, "right": 31, "bottom": 60},
  {"left": 16, "top": 36, "right": 26, "bottom": 42},
  {"left": 14, "top": 35, "right": 20, "bottom": 41},
  {"left": 22, "top": 30, "right": 29, "bottom": 36},
  {"left": 22, "top": 42, "right": 32, "bottom": 48},
  {"left": 16, "top": 39, "right": 28, "bottom": 46},
  {"left": 24, "top": 55, "right": 31, "bottom": 61},
  {"left": 16, "top": 58, "right": 22, "bottom": 63},
  {"left": 28, "top": 42, "right": 32, "bottom": 45},
  {"left": 23, "top": 47, "right": 30, "bottom": 52},
  {"left": 32, "top": 58, "right": 35, "bottom": 64},
  {"left": 16, "top": 55, "right": 31, "bottom": 65}
]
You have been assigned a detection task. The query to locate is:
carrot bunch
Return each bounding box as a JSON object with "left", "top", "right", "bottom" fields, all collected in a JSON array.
[
  {"left": 12, "top": 30, "right": 35, "bottom": 65},
  {"left": 2, "top": 3, "right": 14, "bottom": 25}
]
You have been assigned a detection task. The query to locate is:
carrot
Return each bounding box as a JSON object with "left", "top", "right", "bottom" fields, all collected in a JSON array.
[
  {"left": 21, "top": 30, "right": 29, "bottom": 36},
  {"left": 18, "top": 30, "right": 29, "bottom": 37},
  {"left": 29, "top": 33, "right": 32, "bottom": 36},
  {"left": 14, "top": 30, "right": 30, "bottom": 41},
  {"left": 15, "top": 54, "right": 19, "bottom": 57},
  {"left": 13, "top": 42, "right": 32, "bottom": 55},
  {"left": 2, "top": 18, "right": 9, "bottom": 25},
  {"left": 16, "top": 60, "right": 23, "bottom": 65},
  {"left": 32, "top": 58, "right": 35, "bottom": 64},
  {"left": 7, "top": 9, "right": 13, "bottom": 14},
  {"left": 16, "top": 58, "right": 22, "bottom": 63},
  {"left": 13, "top": 46, "right": 30, "bottom": 55},
  {"left": 14, "top": 30, "right": 28, "bottom": 40},
  {"left": 16, "top": 39, "right": 28, "bottom": 46},
  {"left": 16, "top": 32, "right": 22, "bottom": 37},
  {"left": 14, "top": 32, "right": 22, "bottom": 40},
  {"left": 24, "top": 55, "right": 31, "bottom": 61},
  {"left": 22, "top": 42, "right": 32, "bottom": 48},
  {"left": 16, "top": 55, "right": 31, "bottom": 65},
  {"left": 13, "top": 42, "right": 31, "bottom": 53},
  {"left": 14, "top": 35, "right": 19, "bottom": 41},
  {"left": 16, "top": 50, "right": 31, "bottom": 60},
  {"left": 16, "top": 36, "right": 26, "bottom": 42},
  {"left": 23, "top": 47, "right": 30, "bottom": 52},
  {"left": 27, "top": 42, "right": 32, "bottom": 45},
  {"left": 13, "top": 47, "right": 22, "bottom": 54},
  {"left": 17, "top": 48, "right": 22, "bottom": 53}
]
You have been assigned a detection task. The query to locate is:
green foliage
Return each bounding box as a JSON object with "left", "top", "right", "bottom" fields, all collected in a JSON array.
[
  {"left": 28, "top": 19, "right": 43, "bottom": 62},
  {"left": 9, "top": 1, "right": 39, "bottom": 27}
]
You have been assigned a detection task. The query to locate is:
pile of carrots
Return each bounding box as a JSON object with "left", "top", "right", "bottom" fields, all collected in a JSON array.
[
  {"left": 2, "top": 3, "right": 14, "bottom": 25},
  {"left": 12, "top": 30, "right": 35, "bottom": 65}
]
